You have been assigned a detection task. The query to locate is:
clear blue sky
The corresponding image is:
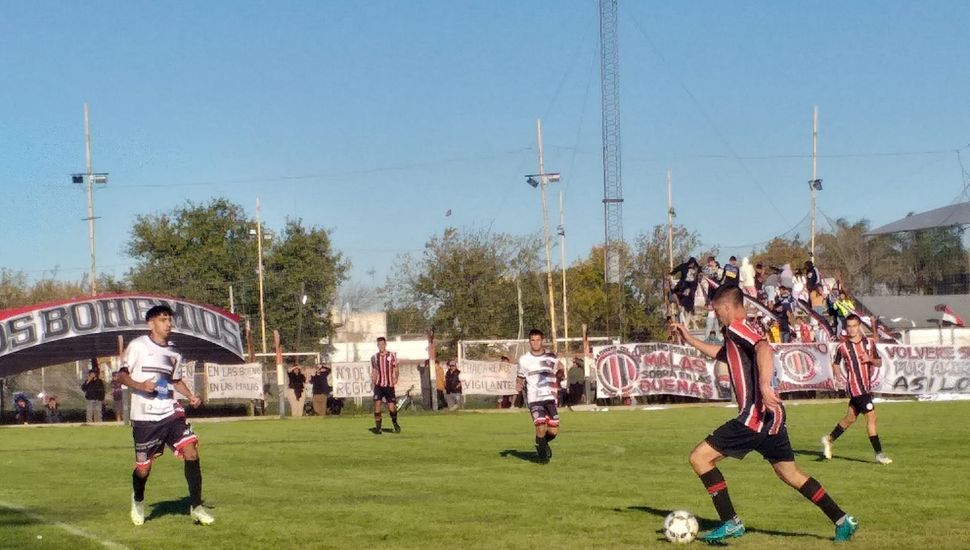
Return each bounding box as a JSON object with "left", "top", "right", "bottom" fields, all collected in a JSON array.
[{"left": 2, "top": 1, "right": 968, "bottom": 289}]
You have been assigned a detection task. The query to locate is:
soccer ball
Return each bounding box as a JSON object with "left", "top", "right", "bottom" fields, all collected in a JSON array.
[{"left": 663, "top": 510, "right": 699, "bottom": 544}]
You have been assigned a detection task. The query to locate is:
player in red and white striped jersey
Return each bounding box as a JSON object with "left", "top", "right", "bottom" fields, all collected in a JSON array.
[
  {"left": 671, "top": 285, "right": 857, "bottom": 543},
  {"left": 370, "top": 337, "right": 400, "bottom": 434},
  {"left": 821, "top": 314, "right": 892, "bottom": 464}
]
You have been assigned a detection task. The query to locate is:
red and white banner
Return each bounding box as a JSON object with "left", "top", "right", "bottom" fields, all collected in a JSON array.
[
  {"left": 593, "top": 343, "right": 731, "bottom": 401},
  {"left": 771, "top": 343, "right": 837, "bottom": 393}
]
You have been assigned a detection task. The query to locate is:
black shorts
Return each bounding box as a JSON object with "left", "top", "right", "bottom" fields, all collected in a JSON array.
[
  {"left": 373, "top": 386, "right": 396, "bottom": 403},
  {"left": 132, "top": 415, "right": 198, "bottom": 467},
  {"left": 848, "top": 394, "right": 875, "bottom": 415},
  {"left": 528, "top": 401, "right": 560, "bottom": 427},
  {"left": 705, "top": 419, "right": 794, "bottom": 464}
]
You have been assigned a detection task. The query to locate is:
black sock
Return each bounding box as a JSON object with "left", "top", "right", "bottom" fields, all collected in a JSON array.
[
  {"left": 829, "top": 424, "right": 846, "bottom": 441},
  {"left": 535, "top": 435, "right": 544, "bottom": 447},
  {"left": 869, "top": 435, "right": 883, "bottom": 453},
  {"left": 545, "top": 432, "right": 557, "bottom": 442},
  {"left": 390, "top": 411, "right": 398, "bottom": 425},
  {"left": 699, "top": 468, "right": 736, "bottom": 522},
  {"left": 132, "top": 470, "right": 149, "bottom": 502},
  {"left": 184, "top": 459, "right": 203, "bottom": 508},
  {"left": 374, "top": 412, "right": 382, "bottom": 430},
  {"left": 798, "top": 477, "right": 845, "bottom": 524}
]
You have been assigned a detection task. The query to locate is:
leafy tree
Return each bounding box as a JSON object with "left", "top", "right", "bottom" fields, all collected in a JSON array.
[
  {"left": 750, "top": 235, "right": 809, "bottom": 272},
  {"left": 263, "top": 219, "right": 348, "bottom": 350}
]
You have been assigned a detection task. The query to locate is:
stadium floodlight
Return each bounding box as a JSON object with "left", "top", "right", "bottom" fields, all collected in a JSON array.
[
  {"left": 810, "top": 178, "right": 823, "bottom": 191},
  {"left": 525, "top": 176, "right": 539, "bottom": 188}
]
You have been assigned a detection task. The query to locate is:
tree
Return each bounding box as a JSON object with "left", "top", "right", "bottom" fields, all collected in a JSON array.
[
  {"left": 750, "top": 235, "right": 809, "bottom": 272},
  {"left": 815, "top": 218, "right": 894, "bottom": 294},
  {"left": 263, "top": 219, "right": 348, "bottom": 351}
]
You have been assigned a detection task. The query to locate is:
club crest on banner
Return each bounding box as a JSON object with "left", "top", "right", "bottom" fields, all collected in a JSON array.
[
  {"left": 595, "top": 346, "right": 639, "bottom": 395},
  {"left": 778, "top": 347, "right": 819, "bottom": 383}
]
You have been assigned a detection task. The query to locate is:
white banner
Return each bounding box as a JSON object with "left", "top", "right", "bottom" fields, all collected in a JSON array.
[
  {"left": 458, "top": 360, "right": 519, "bottom": 395},
  {"left": 204, "top": 362, "right": 263, "bottom": 400},
  {"left": 771, "top": 343, "right": 838, "bottom": 393},
  {"left": 873, "top": 344, "right": 970, "bottom": 394},
  {"left": 593, "top": 343, "right": 731, "bottom": 400},
  {"left": 331, "top": 362, "right": 424, "bottom": 398}
]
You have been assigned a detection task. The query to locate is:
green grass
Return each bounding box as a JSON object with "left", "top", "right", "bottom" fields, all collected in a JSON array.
[{"left": 1, "top": 400, "right": 968, "bottom": 549}]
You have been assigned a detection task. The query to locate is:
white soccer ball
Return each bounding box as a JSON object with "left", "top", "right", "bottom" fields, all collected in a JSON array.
[{"left": 663, "top": 510, "right": 699, "bottom": 544}]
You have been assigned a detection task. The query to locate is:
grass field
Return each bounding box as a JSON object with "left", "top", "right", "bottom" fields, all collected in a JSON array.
[{"left": 1, "top": 400, "right": 968, "bottom": 549}]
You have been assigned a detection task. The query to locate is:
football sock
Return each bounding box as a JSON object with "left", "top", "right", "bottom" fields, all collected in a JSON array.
[
  {"left": 798, "top": 477, "right": 845, "bottom": 523},
  {"left": 829, "top": 424, "right": 845, "bottom": 441},
  {"left": 184, "top": 459, "right": 203, "bottom": 507},
  {"left": 390, "top": 411, "right": 399, "bottom": 425},
  {"left": 699, "top": 468, "right": 736, "bottom": 522},
  {"left": 132, "top": 470, "right": 149, "bottom": 502},
  {"left": 374, "top": 412, "right": 382, "bottom": 431},
  {"left": 544, "top": 432, "right": 557, "bottom": 442},
  {"left": 869, "top": 435, "right": 883, "bottom": 453}
]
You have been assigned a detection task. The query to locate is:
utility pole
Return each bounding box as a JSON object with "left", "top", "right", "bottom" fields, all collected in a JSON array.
[
  {"left": 810, "top": 105, "right": 818, "bottom": 259},
  {"left": 73, "top": 104, "right": 108, "bottom": 296},
  {"left": 558, "top": 190, "right": 569, "bottom": 353},
  {"left": 536, "top": 119, "right": 559, "bottom": 353},
  {"left": 667, "top": 169, "right": 674, "bottom": 272},
  {"left": 256, "top": 198, "right": 268, "bottom": 354}
]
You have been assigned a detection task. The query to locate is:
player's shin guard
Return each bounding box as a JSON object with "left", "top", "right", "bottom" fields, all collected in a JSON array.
[
  {"left": 374, "top": 412, "right": 382, "bottom": 431},
  {"left": 390, "top": 411, "right": 398, "bottom": 424},
  {"left": 544, "top": 432, "right": 557, "bottom": 442},
  {"left": 132, "top": 470, "right": 149, "bottom": 502},
  {"left": 829, "top": 424, "right": 846, "bottom": 442},
  {"left": 699, "top": 468, "right": 737, "bottom": 522},
  {"left": 868, "top": 435, "right": 883, "bottom": 453},
  {"left": 798, "top": 477, "right": 846, "bottom": 523},
  {"left": 184, "top": 459, "right": 203, "bottom": 507}
]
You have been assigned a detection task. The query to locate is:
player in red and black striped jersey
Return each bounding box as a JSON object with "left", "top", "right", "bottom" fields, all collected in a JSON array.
[
  {"left": 821, "top": 314, "right": 893, "bottom": 464},
  {"left": 671, "top": 285, "right": 857, "bottom": 543},
  {"left": 370, "top": 337, "right": 401, "bottom": 434}
]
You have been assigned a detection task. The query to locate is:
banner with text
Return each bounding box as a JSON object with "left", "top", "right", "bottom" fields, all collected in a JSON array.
[
  {"left": 872, "top": 344, "right": 970, "bottom": 394},
  {"left": 331, "top": 362, "right": 424, "bottom": 398},
  {"left": 771, "top": 343, "right": 838, "bottom": 393},
  {"left": 458, "top": 360, "right": 519, "bottom": 395},
  {"left": 204, "top": 362, "right": 263, "bottom": 400},
  {"left": 593, "top": 343, "right": 731, "bottom": 400}
]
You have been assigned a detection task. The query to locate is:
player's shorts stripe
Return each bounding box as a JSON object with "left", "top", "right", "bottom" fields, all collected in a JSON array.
[
  {"left": 173, "top": 434, "right": 198, "bottom": 451},
  {"left": 546, "top": 419, "right": 560, "bottom": 427},
  {"left": 533, "top": 418, "right": 548, "bottom": 425}
]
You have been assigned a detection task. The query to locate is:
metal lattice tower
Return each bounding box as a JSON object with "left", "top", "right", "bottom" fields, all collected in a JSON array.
[{"left": 599, "top": 0, "right": 624, "bottom": 337}]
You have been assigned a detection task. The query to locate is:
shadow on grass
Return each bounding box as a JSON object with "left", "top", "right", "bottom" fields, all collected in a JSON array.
[
  {"left": 0, "top": 507, "right": 43, "bottom": 527},
  {"left": 623, "top": 505, "right": 829, "bottom": 541},
  {"left": 498, "top": 449, "right": 545, "bottom": 464},
  {"left": 145, "top": 497, "right": 193, "bottom": 521},
  {"left": 367, "top": 427, "right": 398, "bottom": 434},
  {"left": 793, "top": 448, "right": 872, "bottom": 464}
]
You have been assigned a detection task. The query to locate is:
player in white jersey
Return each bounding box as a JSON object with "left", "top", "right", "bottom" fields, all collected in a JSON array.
[
  {"left": 516, "top": 328, "right": 562, "bottom": 463},
  {"left": 114, "top": 304, "right": 214, "bottom": 526}
]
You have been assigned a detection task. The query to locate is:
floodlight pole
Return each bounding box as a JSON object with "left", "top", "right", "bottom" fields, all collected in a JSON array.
[
  {"left": 558, "top": 190, "right": 569, "bottom": 353},
  {"left": 536, "top": 119, "right": 559, "bottom": 353},
  {"left": 256, "top": 198, "right": 268, "bottom": 354},
  {"left": 84, "top": 103, "right": 98, "bottom": 296},
  {"left": 810, "top": 105, "right": 818, "bottom": 259}
]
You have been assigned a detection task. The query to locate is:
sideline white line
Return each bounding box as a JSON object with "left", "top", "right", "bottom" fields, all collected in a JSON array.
[{"left": 0, "top": 500, "right": 129, "bottom": 550}]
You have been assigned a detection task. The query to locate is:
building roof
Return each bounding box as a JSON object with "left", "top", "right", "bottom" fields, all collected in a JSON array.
[
  {"left": 866, "top": 201, "right": 970, "bottom": 235},
  {"left": 856, "top": 294, "right": 970, "bottom": 329}
]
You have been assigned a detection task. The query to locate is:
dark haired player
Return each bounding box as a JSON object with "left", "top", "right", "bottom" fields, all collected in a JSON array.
[
  {"left": 370, "top": 337, "right": 400, "bottom": 434},
  {"left": 671, "top": 285, "right": 857, "bottom": 543},
  {"left": 114, "top": 304, "right": 213, "bottom": 526},
  {"left": 821, "top": 314, "right": 892, "bottom": 464},
  {"left": 516, "top": 329, "right": 561, "bottom": 463}
]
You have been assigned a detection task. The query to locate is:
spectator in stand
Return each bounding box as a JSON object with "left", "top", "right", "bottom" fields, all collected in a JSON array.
[
  {"left": 810, "top": 287, "right": 827, "bottom": 317},
  {"left": 721, "top": 256, "right": 740, "bottom": 287},
  {"left": 754, "top": 263, "right": 766, "bottom": 301},
  {"left": 44, "top": 395, "right": 64, "bottom": 423},
  {"left": 567, "top": 357, "right": 585, "bottom": 405},
  {"left": 309, "top": 364, "right": 332, "bottom": 416},
  {"left": 773, "top": 285, "right": 795, "bottom": 343},
  {"left": 435, "top": 360, "right": 447, "bottom": 410},
  {"left": 811, "top": 318, "right": 829, "bottom": 343},
  {"left": 793, "top": 268, "right": 807, "bottom": 301},
  {"left": 832, "top": 291, "right": 856, "bottom": 336},
  {"left": 704, "top": 293, "right": 720, "bottom": 341},
  {"left": 766, "top": 319, "right": 782, "bottom": 343},
  {"left": 740, "top": 257, "right": 756, "bottom": 297},
  {"left": 13, "top": 392, "right": 32, "bottom": 424},
  {"left": 703, "top": 256, "right": 722, "bottom": 302},
  {"left": 780, "top": 263, "right": 794, "bottom": 290},
  {"left": 81, "top": 368, "right": 106, "bottom": 423},
  {"left": 796, "top": 316, "right": 815, "bottom": 343},
  {"left": 444, "top": 360, "right": 462, "bottom": 410},
  {"left": 285, "top": 360, "right": 306, "bottom": 417},
  {"left": 112, "top": 376, "right": 124, "bottom": 421},
  {"left": 671, "top": 257, "right": 701, "bottom": 324},
  {"left": 805, "top": 260, "right": 821, "bottom": 293},
  {"left": 763, "top": 266, "right": 781, "bottom": 305}
]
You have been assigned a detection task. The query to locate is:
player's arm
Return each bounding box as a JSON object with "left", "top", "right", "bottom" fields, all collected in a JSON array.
[
  {"left": 392, "top": 357, "right": 399, "bottom": 386},
  {"left": 755, "top": 340, "right": 781, "bottom": 408},
  {"left": 866, "top": 338, "right": 882, "bottom": 368},
  {"left": 114, "top": 361, "right": 155, "bottom": 394},
  {"left": 173, "top": 379, "right": 202, "bottom": 408},
  {"left": 670, "top": 322, "right": 721, "bottom": 358}
]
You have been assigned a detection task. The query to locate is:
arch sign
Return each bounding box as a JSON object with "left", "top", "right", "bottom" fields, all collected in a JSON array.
[{"left": 0, "top": 293, "right": 245, "bottom": 377}]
